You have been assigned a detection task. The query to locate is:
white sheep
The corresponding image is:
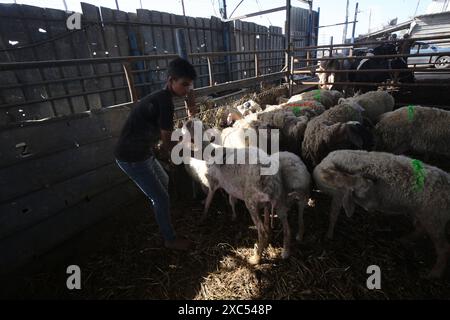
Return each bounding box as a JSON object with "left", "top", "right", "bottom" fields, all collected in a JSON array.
[
  {"left": 375, "top": 105, "right": 450, "bottom": 159},
  {"left": 236, "top": 99, "right": 262, "bottom": 117},
  {"left": 339, "top": 91, "right": 395, "bottom": 124},
  {"left": 204, "top": 145, "right": 284, "bottom": 265},
  {"left": 271, "top": 152, "right": 311, "bottom": 245},
  {"left": 301, "top": 102, "right": 373, "bottom": 167},
  {"left": 182, "top": 119, "right": 284, "bottom": 265},
  {"left": 313, "top": 150, "right": 450, "bottom": 278}
]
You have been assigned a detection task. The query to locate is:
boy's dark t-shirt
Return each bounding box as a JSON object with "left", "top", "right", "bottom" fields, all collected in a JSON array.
[{"left": 114, "top": 88, "right": 174, "bottom": 162}]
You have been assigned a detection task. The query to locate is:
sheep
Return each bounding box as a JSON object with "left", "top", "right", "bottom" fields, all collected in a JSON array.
[
  {"left": 313, "top": 149, "right": 450, "bottom": 278},
  {"left": 231, "top": 104, "right": 325, "bottom": 155},
  {"left": 374, "top": 106, "right": 450, "bottom": 159},
  {"left": 301, "top": 102, "right": 373, "bottom": 167},
  {"left": 204, "top": 146, "right": 284, "bottom": 265},
  {"left": 182, "top": 119, "right": 285, "bottom": 264},
  {"left": 179, "top": 120, "right": 238, "bottom": 220},
  {"left": 270, "top": 152, "right": 311, "bottom": 245},
  {"left": 236, "top": 99, "right": 262, "bottom": 117},
  {"left": 288, "top": 89, "right": 344, "bottom": 109},
  {"left": 338, "top": 91, "right": 395, "bottom": 124}
]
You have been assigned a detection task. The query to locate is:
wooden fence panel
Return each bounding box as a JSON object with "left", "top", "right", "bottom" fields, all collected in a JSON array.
[
  {"left": 0, "top": 4, "right": 54, "bottom": 122},
  {"left": 81, "top": 3, "right": 116, "bottom": 107},
  {"left": 101, "top": 7, "right": 128, "bottom": 105}
]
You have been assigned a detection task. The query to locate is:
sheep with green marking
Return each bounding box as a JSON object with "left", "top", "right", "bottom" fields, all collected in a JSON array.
[
  {"left": 313, "top": 150, "right": 450, "bottom": 279},
  {"left": 288, "top": 89, "right": 344, "bottom": 109},
  {"left": 374, "top": 106, "right": 450, "bottom": 158},
  {"left": 338, "top": 91, "right": 395, "bottom": 124}
]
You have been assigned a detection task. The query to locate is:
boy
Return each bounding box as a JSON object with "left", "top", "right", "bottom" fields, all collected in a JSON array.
[{"left": 114, "top": 58, "right": 197, "bottom": 251}]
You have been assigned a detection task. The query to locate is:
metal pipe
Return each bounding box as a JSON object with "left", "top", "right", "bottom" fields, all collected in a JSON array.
[
  {"left": 0, "top": 50, "right": 287, "bottom": 71},
  {"left": 300, "top": 81, "right": 450, "bottom": 87},
  {"left": 295, "top": 51, "right": 450, "bottom": 62},
  {"left": 351, "top": 2, "right": 359, "bottom": 43},
  {"left": 122, "top": 63, "right": 138, "bottom": 102},
  {"left": 207, "top": 57, "right": 214, "bottom": 86},
  {"left": 316, "top": 21, "right": 358, "bottom": 29},
  {"left": 296, "top": 34, "right": 450, "bottom": 51},
  {"left": 285, "top": 0, "right": 292, "bottom": 85},
  {"left": 342, "top": 0, "right": 349, "bottom": 44},
  {"left": 223, "top": 6, "right": 286, "bottom": 22},
  {"left": 294, "top": 68, "right": 450, "bottom": 74}
]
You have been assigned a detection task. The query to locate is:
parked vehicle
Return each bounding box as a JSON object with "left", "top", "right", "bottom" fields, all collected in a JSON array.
[{"left": 408, "top": 42, "right": 450, "bottom": 68}]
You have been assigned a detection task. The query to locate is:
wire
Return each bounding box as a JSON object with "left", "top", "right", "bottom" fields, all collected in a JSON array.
[
  {"left": 229, "top": 0, "right": 245, "bottom": 18},
  {"left": 255, "top": 0, "right": 273, "bottom": 26},
  {"left": 0, "top": 23, "right": 98, "bottom": 53},
  {"left": 211, "top": 0, "right": 219, "bottom": 17}
]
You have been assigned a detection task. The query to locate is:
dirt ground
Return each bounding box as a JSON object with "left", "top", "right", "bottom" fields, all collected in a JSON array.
[{"left": 1, "top": 158, "right": 449, "bottom": 300}]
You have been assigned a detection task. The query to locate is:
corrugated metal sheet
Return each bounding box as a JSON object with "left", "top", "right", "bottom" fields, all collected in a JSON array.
[
  {"left": 290, "top": 6, "right": 319, "bottom": 49},
  {"left": 411, "top": 11, "right": 450, "bottom": 40}
]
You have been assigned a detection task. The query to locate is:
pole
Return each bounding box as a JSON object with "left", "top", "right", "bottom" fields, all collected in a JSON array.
[
  {"left": 181, "top": 0, "right": 186, "bottom": 16},
  {"left": 308, "top": 1, "right": 313, "bottom": 47},
  {"left": 62, "top": 0, "right": 68, "bottom": 11},
  {"left": 413, "top": 0, "right": 420, "bottom": 16},
  {"left": 219, "top": 0, "right": 232, "bottom": 81},
  {"left": 219, "top": 0, "right": 227, "bottom": 19},
  {"left": 342, "top": 0, "right": 349, "bottom": 44},
  {"left": 368, "top": 9, "right": 372, "bottom": 34},
  {"left": 115, "top": 0, "right": 119, "bottom": 10},
  {"left": 351, "top": 2, "right": 359, "bottom": 43},
  {"left": 140, "top": 0, "right": 143, "bottom": 9},
  {"left": 286, "top": 0, "right": 292, "bottom": 86}
]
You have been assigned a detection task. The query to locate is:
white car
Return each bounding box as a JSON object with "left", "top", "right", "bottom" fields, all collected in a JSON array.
[{"left": 408, "top": 42, "right": 450, "bottom": 69}]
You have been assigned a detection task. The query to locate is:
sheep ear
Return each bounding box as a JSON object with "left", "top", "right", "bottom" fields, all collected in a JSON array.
[
  {"left": 342, "top": 190, "right": 355, "bottom": 218},
  {"left": 338, "top": 97, "right": 346, "bottom": 104},
  {"left": 345, "top": 122, "right": 364, "bottom": 149}
]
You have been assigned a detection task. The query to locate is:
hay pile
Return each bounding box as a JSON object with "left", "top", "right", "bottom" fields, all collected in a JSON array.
[{"left": 174, "top": 85, "right": 290, "bottom": 130}]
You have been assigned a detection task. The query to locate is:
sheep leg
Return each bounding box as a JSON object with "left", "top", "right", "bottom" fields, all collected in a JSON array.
[
  {"left": 280, "top": 213, "right": 291, "bottom": 260},
  {"left": 296, "top": 199, "right": 306, "bottom": 242},
  {"left": 427, "top": 234, "right": 450, "bottom": 279},
  {"left": 248, "top": 206, "right": 269, "bottom": 265},
  {"left": 399, "top": 221, "right": 426, "bottom": 246},
  {"left": 326, "top": 195, "right": 343, "bottom": 240},
  {"left": 202, "top": 187, "right": 217, "bottom": 221},
  {"left": 421, "top": 218, "right": 450, "bottom": 279},
  {"left": 228, "top": 195, "right": 237, "bottom": 221}
]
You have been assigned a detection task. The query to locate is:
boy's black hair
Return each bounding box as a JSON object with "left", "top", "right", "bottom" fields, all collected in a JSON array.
[{"left": 168, "top": 57, "right": 197, "bottom": 80}]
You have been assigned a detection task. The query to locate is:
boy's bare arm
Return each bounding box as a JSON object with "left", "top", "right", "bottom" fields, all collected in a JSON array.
[{"left": 185, "top": 89, "right": 198, "bottom": 117}]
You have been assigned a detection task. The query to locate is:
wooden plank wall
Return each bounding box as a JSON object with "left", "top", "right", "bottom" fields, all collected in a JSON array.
[
  {"left": 0, "top": 3, "right": 292, "bottom": 126},
  {"left": 0, "top": 105, "right": 141, "bottom": 274}
]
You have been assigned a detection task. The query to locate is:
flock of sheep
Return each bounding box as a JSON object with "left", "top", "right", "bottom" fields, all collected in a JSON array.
[{"left": 177, "top": 88, "right": 450, "bottom": 279}]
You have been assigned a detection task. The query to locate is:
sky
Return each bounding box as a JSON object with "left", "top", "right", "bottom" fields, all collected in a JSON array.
[{"left": 0, "top": 0, "right": 434, "bottom": 44}]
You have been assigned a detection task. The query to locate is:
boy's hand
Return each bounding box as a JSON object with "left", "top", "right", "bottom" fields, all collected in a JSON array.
[{"left": 185, "top": 89, "right": 198, "bottom": 117}]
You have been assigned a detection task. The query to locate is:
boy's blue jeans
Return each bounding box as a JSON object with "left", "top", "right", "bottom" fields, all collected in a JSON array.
[{"left": 115, "top": 156, "right": 176, "bottom": 242}]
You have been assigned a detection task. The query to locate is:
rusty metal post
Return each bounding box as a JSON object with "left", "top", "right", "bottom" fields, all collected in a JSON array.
[
  {"left": 286, "top": 0, "right": 292, "bottom": 91},
  {"left": 289, "top": 55, "right": 294, "bottom": 96},
  {"left": 122, "top": 62, "right": 138, "bottom": 103},
  {"left": 255, "top": 53, "right": 259, "bottom": 77},
  {"left": 329, "top": 36, "right": 334, "bottom": 57},
  {"left": 207, "top": 57, "right": 214, "bottom": 86}
]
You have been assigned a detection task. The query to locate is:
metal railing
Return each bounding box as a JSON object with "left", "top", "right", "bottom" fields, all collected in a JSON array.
[
  {"left": 0, "top": 49, "right": 287, "bottom": 114},
  {"left": 290, "top": 34, "right": 450, "bottom": 89}
]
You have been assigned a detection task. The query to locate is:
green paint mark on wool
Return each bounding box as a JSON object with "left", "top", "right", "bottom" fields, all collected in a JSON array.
[
  {"left": 407, "top": 105, "right": 415, "bottom": 122},
  {"left": 313, "top": 90, "right": 321, "bottom": 101},
  {"left": 411, "top": 159, "right": 426, "bottom": 192},
  {"left": 292, "top": 106, "right": 302, "bottom": 116}
]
